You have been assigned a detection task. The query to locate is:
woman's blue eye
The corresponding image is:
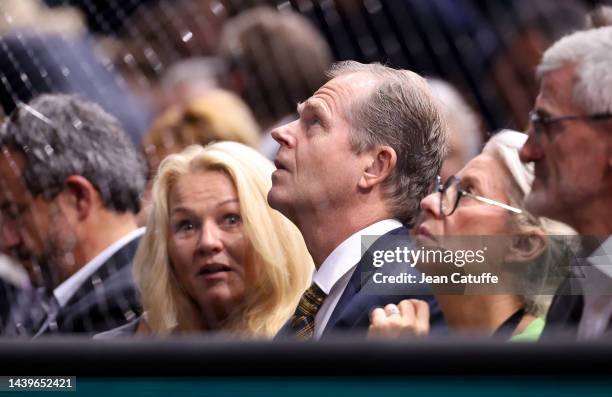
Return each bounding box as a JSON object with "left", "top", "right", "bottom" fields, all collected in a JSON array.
[
  {"left": 224, "top": 213, "right": 241, "bottom": 226},
  {"left": 175, "top": 220, "right": 195, "bottom": 233}
]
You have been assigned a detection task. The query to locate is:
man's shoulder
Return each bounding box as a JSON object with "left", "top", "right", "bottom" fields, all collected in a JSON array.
[
  {"left": 540, "top": 278, "right": 584, "bottom": 340},
  {"left": 321, "top": 225, "right": 445, "bottom": 337},
  {"left": 64, "top": 236, "right": 141, "bottom": 305},
  {"left": 55, "top": 236, "right": 143, "bottom": 334},
  {"left": 93, "top": 316, "right": 142, "bottom": 339}
]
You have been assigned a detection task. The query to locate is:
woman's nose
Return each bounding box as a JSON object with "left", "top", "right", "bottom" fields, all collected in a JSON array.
[
  {"left": 420, "top": 192, "right": 442, "bottom": 219},
  {"left": 197, "top": 222, "right": 223, "bottom": 255}
]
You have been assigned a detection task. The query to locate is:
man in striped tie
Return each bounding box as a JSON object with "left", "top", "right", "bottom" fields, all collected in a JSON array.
[{"left": 269, "top": 61, "right": 447, "bottom": 340}]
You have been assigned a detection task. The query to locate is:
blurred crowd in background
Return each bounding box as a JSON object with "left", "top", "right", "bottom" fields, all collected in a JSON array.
[{"left": 0, "top": 0, "right": 610, "bottom": 342}]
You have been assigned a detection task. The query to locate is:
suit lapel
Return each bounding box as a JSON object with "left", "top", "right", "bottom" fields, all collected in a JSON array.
[
  {"left": 322, "top": 226, "right": 407, "bottom": 337},
  {"left": 42, "top": 236, "right": 141, "bottom": 335},
  {"left": 60, "top": 236, "right": 140, "bottom": 311}
]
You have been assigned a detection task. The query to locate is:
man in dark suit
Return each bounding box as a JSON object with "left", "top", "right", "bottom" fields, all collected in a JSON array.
[
  {"left": 0, "top": 94, "right": 146, "bottom": 337},
  {"left": 519, "top": 26, "right": 612, "bottom": 340},
  {"left": 269, "top": 61, "right": 448, "bottom": 339}
]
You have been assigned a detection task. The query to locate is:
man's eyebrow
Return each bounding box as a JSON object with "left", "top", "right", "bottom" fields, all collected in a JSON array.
[{"left": 297, "top": 100, "right": 324, "bottom": 116}]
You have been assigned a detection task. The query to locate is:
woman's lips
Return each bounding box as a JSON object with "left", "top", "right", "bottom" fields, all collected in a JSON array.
[
  {"left": 197, "top": 263, "right": 232, "bottom": 280},
  {"left": 417, "top": 225, "right": 433, "bottom": 238},
  {"left": 416, "top": 225, "right": 436, "bottom": 241}
]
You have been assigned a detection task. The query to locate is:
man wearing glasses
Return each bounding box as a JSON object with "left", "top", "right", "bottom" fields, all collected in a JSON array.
[{"left": 520, "top": 26, "right": 612, "bottom": 340}]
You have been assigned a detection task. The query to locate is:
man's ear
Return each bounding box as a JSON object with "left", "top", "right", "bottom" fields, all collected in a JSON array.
[
  {"left": 63, "top": 175, "right": 97, "bottom": 221},
  {"left": 358, "top": 146, "right": 397, "bottom": 189},
  {"left": 504, "top": 227, "right": 548, "bottom": 264}
]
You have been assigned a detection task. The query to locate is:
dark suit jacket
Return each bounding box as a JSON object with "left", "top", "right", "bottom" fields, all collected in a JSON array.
[
  {"left": 0, "top": 280, "right": 20, "bottom": 333},
  {"left": 277, "top": 226, "right": 445, "bottom": 339},
  {"left": 36, "top": 236, "right": 143, "bottom": 337},
  {"left": 541, "top": 277, "right": 612, "bottom": 340},
  {"left": 540, "top": 278, "right": 584, "bottom": 340}
]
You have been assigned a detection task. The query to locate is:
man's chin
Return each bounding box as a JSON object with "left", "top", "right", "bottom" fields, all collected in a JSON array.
[{"left": 267, "top": 189, "right": 288, "bottom": 212}]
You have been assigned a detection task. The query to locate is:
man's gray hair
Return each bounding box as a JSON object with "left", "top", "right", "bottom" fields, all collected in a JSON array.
[
  {"left": 537, "top": 26, "right": 612, "bottom": 113},
  {"left": 328, "top": 61, "right": 448, "bottom": 225},
  {"left": 0, "top": 94, "right": 146, "bottom": 213}
]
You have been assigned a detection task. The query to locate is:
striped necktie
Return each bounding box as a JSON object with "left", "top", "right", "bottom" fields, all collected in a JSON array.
[{"left": 290, "top": 282, "right": 327, "bottom": 340}]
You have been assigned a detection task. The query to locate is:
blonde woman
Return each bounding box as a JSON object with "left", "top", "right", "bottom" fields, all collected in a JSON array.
[{"left": 99, "top": 142, "right": 312, "bottom": 338}]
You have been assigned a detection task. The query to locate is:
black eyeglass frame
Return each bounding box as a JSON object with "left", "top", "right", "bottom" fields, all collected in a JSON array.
[
  {"left": 528, "top": 110, "right": 612, "bottom": 142},
  {"left": 434, "top": 175, "right": 522, "bottom": 217}
]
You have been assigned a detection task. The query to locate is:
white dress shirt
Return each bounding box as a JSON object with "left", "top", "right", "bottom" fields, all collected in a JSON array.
[
  {"left": 312, "top": 219, "right": 403, "bottom": 339},
  {"left": 577, "top": 236, "right": 612, "bottom": 340},
  {"left": 53, "top": 227, "right": 145, "bottom": 308}
]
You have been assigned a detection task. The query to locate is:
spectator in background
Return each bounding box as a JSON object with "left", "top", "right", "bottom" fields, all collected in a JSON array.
[
  {"left": 485, "top": 0, "right": 587, "bottom": 128},
  {"left": 428, "top": 79, "right": 483, "bottom": 182},
  {"left": 105, "top": 0, "right": 228, "bottom": 113},
  {"left": 0, "top": 94, "right": 145, "bottom": 337},
  {"left": 0, "top": 0, "right": 86, "bottom": 36},
  {"left": 143, "top": 89, "right": 260, "bottom": 177},
  {"left": 299, "top": 0, "right": 504, "bottom": 131},
  {"left": 99, "top": 142, "right": 312, "bottom": 337},
  {"left": 139, "top": 89, "right": 260, "bottom": 225},
  {"left": 519, "top": 26, "right": 612, "bottom": 340},
  {"left": 156, "top": 57, "right": 227, "bottom": 111},
  {"left": 0, "top": 32, "right": 150, "bottom": 144},
  {"left": 217, "top": 6, "right": 332, "bottom": 159},
  {"left": 270, "top": 61, "right": 447, "bottom": 340},
  {"left": 368, "top": 130, "right": 575, "bottom": 342},
  {"left": 586, "top": 5, "right": 612, "bottom": 28}
]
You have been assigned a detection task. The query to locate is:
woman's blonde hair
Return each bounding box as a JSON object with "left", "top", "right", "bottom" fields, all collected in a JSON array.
[
  {"left": 134, "top": 141, "right": 312, "bottom": 337},
  {"left": 143, "top": 89, "right": 260, "bottom": 158}
]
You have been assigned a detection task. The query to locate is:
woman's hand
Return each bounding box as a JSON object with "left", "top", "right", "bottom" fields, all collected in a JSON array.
[{"left": 368, "top": 299, "right": 430, "bottom": 339}]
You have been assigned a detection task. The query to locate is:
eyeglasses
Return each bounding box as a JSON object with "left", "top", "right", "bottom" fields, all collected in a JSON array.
[
  {"left": 434, "top": 175, "right": 522, "bottom": 216},
  {"left": 529, "top": 110, "right": 612, "bottom": 143}
]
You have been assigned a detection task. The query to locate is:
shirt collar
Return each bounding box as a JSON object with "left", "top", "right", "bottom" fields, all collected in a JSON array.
[
  {"left": 53, "top": 227, "right": 145, "bottom": 308},
  {"left": 313, "top": 219, "right": 403, "bottom": 294}
]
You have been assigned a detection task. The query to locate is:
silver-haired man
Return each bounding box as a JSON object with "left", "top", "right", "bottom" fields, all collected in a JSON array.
[{"left": 520, "top": 26, "right": 612, "bottom": 340}]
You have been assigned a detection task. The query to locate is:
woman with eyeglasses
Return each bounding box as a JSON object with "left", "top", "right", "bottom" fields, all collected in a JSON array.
[{"left": 368, "top": 130, "right": 575, "bottom": 341}]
